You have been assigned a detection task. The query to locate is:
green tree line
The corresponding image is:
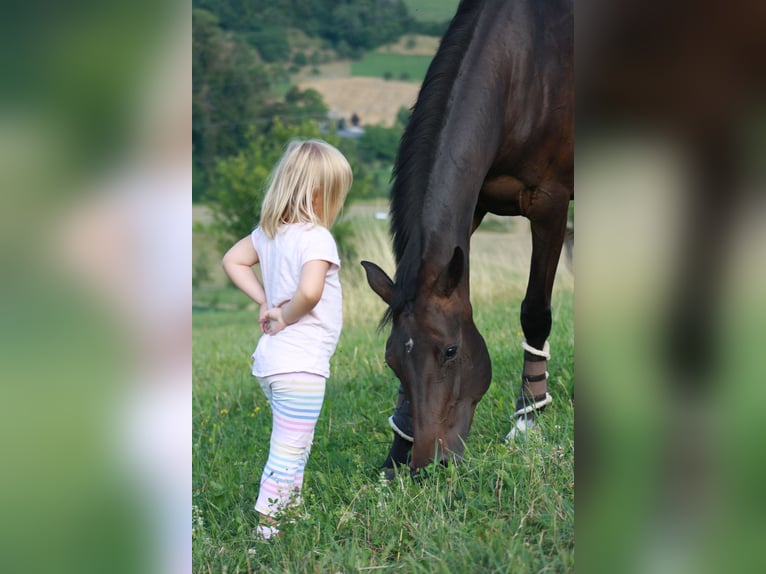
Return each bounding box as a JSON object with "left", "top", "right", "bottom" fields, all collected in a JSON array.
[{"left": 193, "top": 0, "right": 447, "bottom": 60}]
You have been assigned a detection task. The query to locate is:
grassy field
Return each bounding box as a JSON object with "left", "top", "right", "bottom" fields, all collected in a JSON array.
[
  {"left": 403, "top": 0, "right": 461, "bottom": 22},
  {"left": 193, "top": 216, "right": 574, "bottom": 572},
  {"left": 351, "top": 53, "right": 434, "bottom": 83}
]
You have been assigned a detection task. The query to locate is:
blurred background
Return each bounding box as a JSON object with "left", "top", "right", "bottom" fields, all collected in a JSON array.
[
  {"left": 576, "top": 0, "right": 766, "bottom": 572},
  {"left": 0, "top": 0, "right": 764, "bottom": 572},
  {"left": 0, "top": 0, "right": 191, "bottom": 573}
]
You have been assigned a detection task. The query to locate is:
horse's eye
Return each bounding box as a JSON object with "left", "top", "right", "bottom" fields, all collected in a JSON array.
[{"left": 445, "top": 345, "right": 458, "bottom": 360}]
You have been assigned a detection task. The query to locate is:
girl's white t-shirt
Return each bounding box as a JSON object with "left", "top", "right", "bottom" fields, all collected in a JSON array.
[{"left": 250, "top": 223, "right": 342, "bottom": 378}]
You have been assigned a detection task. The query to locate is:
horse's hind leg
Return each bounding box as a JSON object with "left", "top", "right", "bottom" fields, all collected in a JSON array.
[{"left": 508, "top": 188, "right": 571, "bottom": 439}]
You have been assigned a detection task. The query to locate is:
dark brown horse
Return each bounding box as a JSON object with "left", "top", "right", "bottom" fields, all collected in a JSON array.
[{"left": 362, "top": 0, "right": 573, "bottom": 471}]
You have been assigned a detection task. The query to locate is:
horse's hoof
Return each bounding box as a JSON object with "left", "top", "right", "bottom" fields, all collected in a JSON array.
[
  {"left": 381, "top": 467, "right": 397, "bottom": 482},
  {"left": 505, "top": 416, "right": 536, "bottom": 441}
]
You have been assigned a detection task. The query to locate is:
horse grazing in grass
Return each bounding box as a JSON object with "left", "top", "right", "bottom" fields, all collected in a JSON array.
[{"left": 362, "top": 0, "right": 573, "bottom": 471}]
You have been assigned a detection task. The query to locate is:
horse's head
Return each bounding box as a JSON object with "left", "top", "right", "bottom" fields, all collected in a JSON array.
[{"left": 362, "top": 247, "right": 492, "bottom": 470}]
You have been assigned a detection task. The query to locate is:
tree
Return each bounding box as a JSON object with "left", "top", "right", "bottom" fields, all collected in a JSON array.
[
  {"left": 396, "top": 105, "right": 411, "bottom": 128},
  {"left": 324, "top": 0, "right": 412, "bottom": 51},
  {"left": 193, "top": 8, "right": 270, "bottom": 200},
  {"left": 246, "top": 26, "right": 290, "bottom": 63}
]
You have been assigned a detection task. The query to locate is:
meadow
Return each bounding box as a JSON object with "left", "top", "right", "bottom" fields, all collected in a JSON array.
[
  {"left": 403, "top": 0, "right": 461, "bottom": 23},
  {"left": 350, "top": 53, "right": 434, "bottom": 83},
  {"left": 193, "top": 214, "right": 574, "bottom": 573}
]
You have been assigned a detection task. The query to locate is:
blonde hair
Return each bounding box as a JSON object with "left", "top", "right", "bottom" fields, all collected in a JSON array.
[{"left": 259, "top": 139, "right": 353, "bottom": 238}]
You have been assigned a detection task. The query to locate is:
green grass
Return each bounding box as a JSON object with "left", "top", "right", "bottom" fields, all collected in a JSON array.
[
  {"left": 351, "top": 53, "right": 434, "bottom": 83},
  {"left": 404, "top": 0, "right": 461, "bottom": 23},
  {"left": 193, "top": 220, "right": 574, "bottom": 572}
]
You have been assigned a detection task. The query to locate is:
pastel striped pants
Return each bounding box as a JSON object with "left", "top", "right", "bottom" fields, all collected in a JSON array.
[{"left": 254, "top": 372, "right": 326, "bottom": 518}]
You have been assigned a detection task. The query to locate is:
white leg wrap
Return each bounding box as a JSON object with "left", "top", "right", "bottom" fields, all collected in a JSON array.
[
  {"left": 506, "top": 340, "right": 552, "bottom": 441},
  {"left": 513, "top": 392, "right": 553, "bottom": 418},
  {"left": 388, "top": 415, "right": 414, "bottom": 442},
  {"left": 522, "top": 339, "right": 551, "bottom": 359}
]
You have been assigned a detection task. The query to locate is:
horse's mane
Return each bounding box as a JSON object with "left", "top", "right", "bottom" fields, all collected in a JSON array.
[{"left": 383, "top": 0, "right": 483, "bottom": 325}]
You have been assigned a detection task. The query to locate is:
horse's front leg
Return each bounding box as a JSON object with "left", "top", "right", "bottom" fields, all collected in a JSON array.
[
  {"left": 381, "top": 385, "right": 413, "bottom": 474},
  {"left": 508, "top": 186, "right": 571, "bottom": 439}
]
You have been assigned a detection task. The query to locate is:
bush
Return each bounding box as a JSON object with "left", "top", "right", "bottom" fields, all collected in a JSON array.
[
  {"left": 293, "top": 51, "right": 308, "bottom": 67},
  {"left": 358, "top": 125, "right": 403, "bottom": 163}
]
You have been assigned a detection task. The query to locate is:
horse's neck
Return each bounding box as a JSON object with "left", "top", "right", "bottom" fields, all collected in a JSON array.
[{"left": 397, "top": 1, "right": 514, "bottom": 280}]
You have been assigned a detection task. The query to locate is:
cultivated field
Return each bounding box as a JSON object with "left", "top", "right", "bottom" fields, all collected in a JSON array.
[{"left": 298, "top": 76, "right": 420, "bottom": 128}]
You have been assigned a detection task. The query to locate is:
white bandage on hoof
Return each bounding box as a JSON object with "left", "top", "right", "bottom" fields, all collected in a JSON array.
[
  {"left": 388, "top": 415, "right": 414, "bottom": 442},
  {"left": 505, "top": 416, "right": 537, "bottom": 441},
  {"left": 522, "top": 339, "right": 551, "bottom": 360}
]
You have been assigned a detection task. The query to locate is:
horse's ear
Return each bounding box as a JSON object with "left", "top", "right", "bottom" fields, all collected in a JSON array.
[
  {"left": 361, "top": 260, "right": 395, "bottom": 304},
  {"left": 434, "top": 246, "right": 464, "bottom": 297}
]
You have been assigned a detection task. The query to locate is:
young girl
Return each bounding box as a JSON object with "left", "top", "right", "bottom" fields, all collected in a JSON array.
[{"left": 222, "top": 139, "right": 352, "bottom": 540}]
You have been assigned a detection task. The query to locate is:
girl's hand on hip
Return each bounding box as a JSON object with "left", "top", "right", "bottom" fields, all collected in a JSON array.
[
  {"left": 262, "top": 307, "right": 288, "bottom": 335},
  {"left": 259, "top": 304, "right": 270, "bottom": 334}
]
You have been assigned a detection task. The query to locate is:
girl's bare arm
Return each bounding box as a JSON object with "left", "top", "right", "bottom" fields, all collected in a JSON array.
[{"left": 221, "top": 237, "right": 267, "bottom": 306}]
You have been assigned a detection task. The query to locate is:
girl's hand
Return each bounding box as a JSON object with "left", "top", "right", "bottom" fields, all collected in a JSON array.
[
  {"left": 261, "top": 301, "right": 290, "bottom": 335},
  {"left": 258, "top": 305, "right": 270, "bottom": 334}
]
